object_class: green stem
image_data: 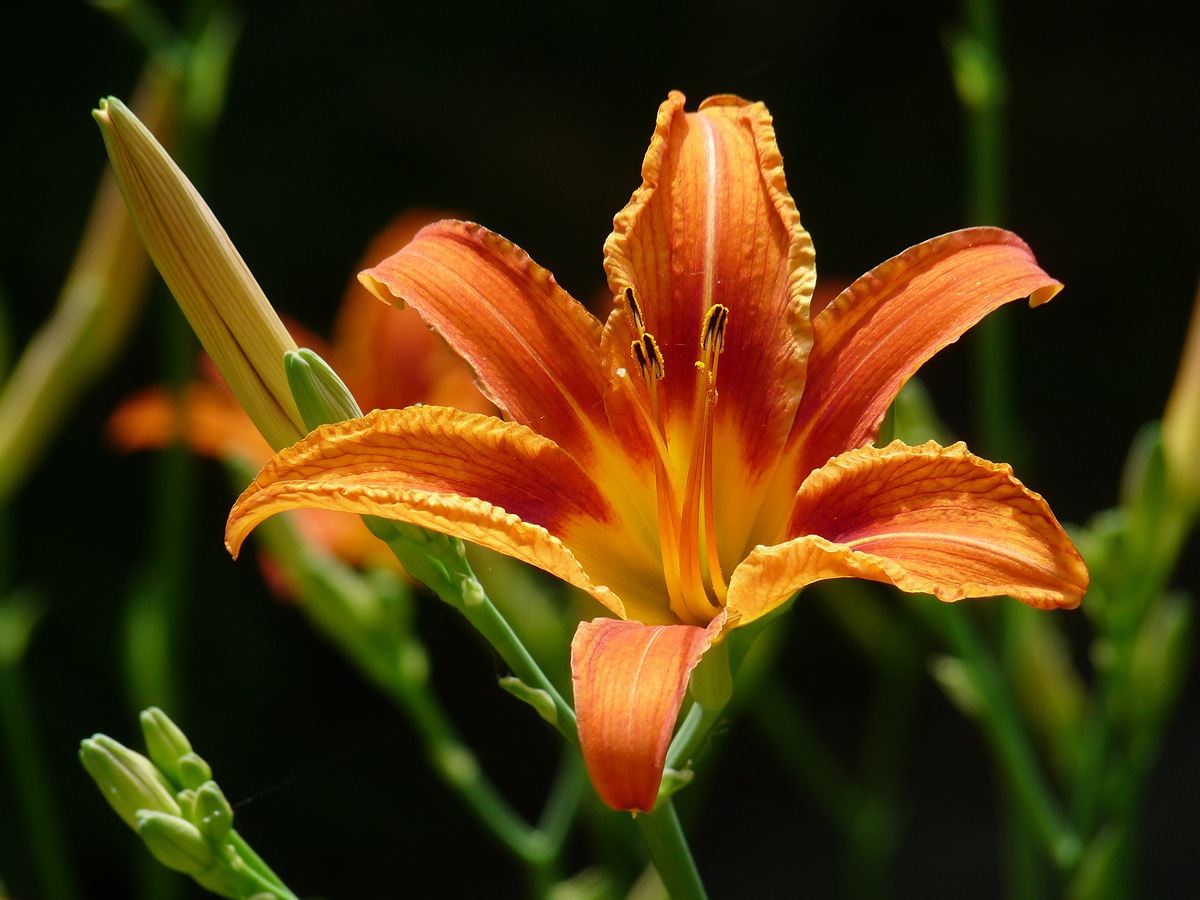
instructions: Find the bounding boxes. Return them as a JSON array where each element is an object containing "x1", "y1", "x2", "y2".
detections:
[
  {"x1": 949, "y1": 0, "x2": 1021, "y2": 463},
  {"x1": 225, "y1": 831, "x2": 302, "y2": 900},
  {"x1": 390, "y1": 637, "x2": 552, "y2": 864},
  {"x1": 635, "y1": 799, "x2": 708, "y2": 900},
  {"x1": 847, "y1": 628, "x2": 921, "y2": 899},
  {"x1": 460, "y1": 572, "x2": 580, "y2": 747},
  {"x1": 0, "y1": 661, "x2": 81, "y2": 900},
  {"x1": 1001, "y1": 786, "x2": 1048, "y2": 900},
  {"x1": 914, "y1": 600, "x2": 1081, "y2": 870},
  {"x1": 665, "y1": 702, "x2": 723, "y2": 773},
  {"x1": 536, "y1": 752, "x2": 588, "y2": 852},
  {"x1": 962, "y1": 0, "x2": 1005, "y2": 227},
  {"x1": 753, "y1": 681, "x2": 863, "y2": 837},
  {"x1": 373, "y1": 525, "x2": 579, "y2": 748},
  {"x1": 527, "y1": 754, "x2": 589, "y2": 897}
]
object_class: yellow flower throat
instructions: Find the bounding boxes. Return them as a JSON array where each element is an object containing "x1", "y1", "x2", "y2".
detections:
[{"x1": 625, "y1": 288, "x2": 729, "y2": 626}]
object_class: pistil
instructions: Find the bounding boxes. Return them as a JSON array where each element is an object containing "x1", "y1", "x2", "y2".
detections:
[{"x1": 700, "y1": 308, "x2": 728, "y2": 602}]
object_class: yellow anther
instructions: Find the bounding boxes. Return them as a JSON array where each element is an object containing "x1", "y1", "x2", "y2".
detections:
[
  {"x1": 625, "y1": 287, "x2": 645, "y2": 334},
  {"x1": 701, "y1": 304, "x2": 728, "y2": 355},
  {"x1": 641, "y1": 333, "x2": 665, "y2": 380},
  {"x1": 631, "y1": 339, "x2": 648, "y2": 376}
]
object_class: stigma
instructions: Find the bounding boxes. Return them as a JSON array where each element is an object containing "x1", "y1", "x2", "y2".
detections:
[{"x1": 624, "y1": 287, "x2": 729, "y2": 625}]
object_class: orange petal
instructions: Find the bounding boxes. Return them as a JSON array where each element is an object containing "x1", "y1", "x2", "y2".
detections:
[
  {"x1": 359, "y1": 221, "x2": 610, "y2": 464},
  {"x1": 603, "y1": 94, "x2": 814, "y2": 552},
  {"x1": 784, "y1": 228, "x2": 1062, "y2": 492},
  {"x1": 571, "y1": 616, "x2": 719, "y2": 812},
  {"x1": 727, "y1": 442, "x2": 1088, "y2": 625},
  {"x1": 225, "y1": 406, "x2": 683, "y2": 621},
  {"x1": 332, "y1": 211, "x2": 493, "y2": 417}
]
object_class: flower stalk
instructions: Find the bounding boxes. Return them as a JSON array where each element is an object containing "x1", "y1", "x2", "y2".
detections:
[{"x1": 634, "y1": 800, "x2": 709, "y2": 900}]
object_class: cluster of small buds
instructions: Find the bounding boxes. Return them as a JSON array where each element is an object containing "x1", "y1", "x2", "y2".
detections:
[{"x1": 80, "y1": 708, "x2": 282, "y2": 900}]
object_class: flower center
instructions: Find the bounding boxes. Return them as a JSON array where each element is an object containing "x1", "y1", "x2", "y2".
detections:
[{"x1": 624, "y1": 288, "x2": 728, "y2": 626}]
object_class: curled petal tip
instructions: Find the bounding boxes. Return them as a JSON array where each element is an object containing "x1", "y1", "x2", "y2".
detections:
[{"x1": 1030, "y1": 281, "x2": 1064, "y2": 307}]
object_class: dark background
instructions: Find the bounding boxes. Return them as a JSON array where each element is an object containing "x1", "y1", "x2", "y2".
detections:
[{"x1": 1, "y1": 1, "x2": 1198, "y2": 897}]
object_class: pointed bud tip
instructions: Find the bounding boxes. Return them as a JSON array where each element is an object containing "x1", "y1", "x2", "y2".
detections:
[
  {"x1": 92, "y1": 96, "x2": 126, "y2": 125},
  {"x1": 285, "y1": 347, "x2": 362, "y2": 431}
]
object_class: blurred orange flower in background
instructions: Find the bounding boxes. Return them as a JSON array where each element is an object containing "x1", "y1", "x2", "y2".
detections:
[{"x1": 109, "y1": 210, "x2": 492, "y2": 573}]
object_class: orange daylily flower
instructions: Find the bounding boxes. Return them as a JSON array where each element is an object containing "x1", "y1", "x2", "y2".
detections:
[
  {"x1": 110, "y1": 210, "x2": 492, "y2": 571},
  {"x1": 224, "y1": 93, "x2": 1088, "y2": 812}
]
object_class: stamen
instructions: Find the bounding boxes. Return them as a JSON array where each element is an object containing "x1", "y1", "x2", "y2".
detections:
[
  {"x1": 616, "y1": 364, "x2": 676, "y2": 487},
  {"x1": 622, "y1": 302, "x2": 731, "y2": 625},
  {"x1": 702, "y1": 384, "x2": 728, "y2": 602},
  {"x1": 677, "y1": 358, "x2": 721, "y2": 623},
  {"x1": 673, "y1": 306, "x2": 730, "y2": 622},
  {"x1": 701, "y1": 304, "x2": 728, "y2": 355},
  {"x1": 625, "y1": 286, "x2": 645, "y2": 334},
  {"x1": 641, "y1": 333, "x2": 664, "y2": 381},
  {"x1": 699, "y1": 308, "x2": 729, "y2": 600},
  {"x1": 623, "y1": 329, "x2": 695, "y2": 624},
  {"x1": 631, "y1": 339, "x2": 648, "y2": 377}
]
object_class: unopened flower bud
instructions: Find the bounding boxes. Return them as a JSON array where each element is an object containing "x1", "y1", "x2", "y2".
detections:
[
  {"x1": 136, "y1": 810, "x2": 215, "y2": 876},
  {"x1": 1162, "y1": 276, "x2": 1200, "y2": 513},
  {"x1": 176, "y1": 788, "x2": 197, "y2": 822},
  {"x1": 929, "y1": 655, "x2": 982, "y2": 718},
  {"x1": 140, "y1": 707, "x2": 192, "y2": 789},
  {"x1": 687, "y1": 640, "x2": 731, "y2": 712},
  {"x1": 193, "y1": 781, "x2": 234, "y2": 844},
  {"x1": 177, "y1": 751, "x2": 213, "y2": 790},
  {"x1": 79, "y1": 735, "x2": 180, "y2": 830},
  {"x1": 93, "y1": 97, "x2": 305, "y2": 451},
  {"x1": 498, "y1": 675, "x2": 556, "y2": 725},
  {"x1": 284, "y1": 348, "x2": 363, "y2": 431}
]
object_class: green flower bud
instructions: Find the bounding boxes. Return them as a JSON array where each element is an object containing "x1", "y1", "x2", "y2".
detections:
[
  {"x1": 140, "y1": 707, "x2": 192, "y2": 789},
  {"x1": 498, "y1": 675, "x2": 556, "y2": 725},
  {"x1": 284, "y1": 348, "x2": 363, "y2": 432},
  {"x1": 399, "y1": 641, "x2": 430, "y2": 688},
  {"x1": 79, "y1": 735, "x2": 180, "y2": 830},
  {"x1": 1162, "y1": 278, "x2": 1200, "y2": 513},
  {"x1": 929, "y1": 655, "x2": 982, "y2": 718},
  {"x1": 193, "y1": 781, "x2": 234, "y2": 845},
  {"x1": 178, "y1": 751, "x2": 213, "y2": 790},
  {"x1": 655, "y1": 767, "x2": 695, "y2": 804},
  {"x1": 687, "y1": 640, "x2": 731, "y2": 712},
  {"x1": 176, "y1": 788, "x2": 197, "y2": 822},
  {"x1": 136, "y1": 810, "x2": 215, "y2": 876},
  {"x1": 434, "y1": 743, "x2": 480, "y2": 789}
]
